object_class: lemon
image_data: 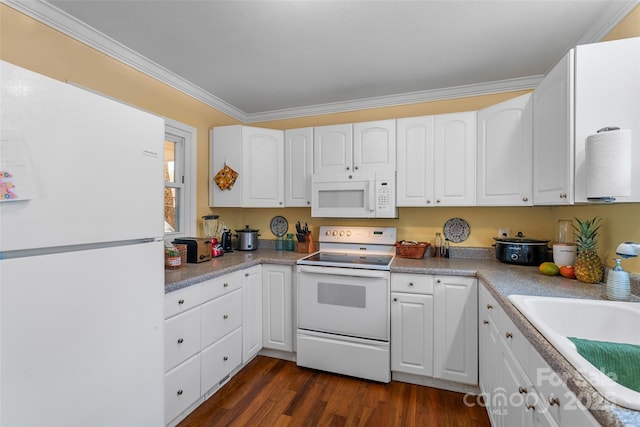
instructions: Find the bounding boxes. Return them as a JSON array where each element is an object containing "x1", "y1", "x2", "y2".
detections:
[{"x1": 539, "y1": 262, "x2": 560, "y2": 276}]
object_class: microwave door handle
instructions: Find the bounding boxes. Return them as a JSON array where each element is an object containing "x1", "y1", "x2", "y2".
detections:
[{"x1": 368, "y1": 181, "x2": 375, "y2": 213}]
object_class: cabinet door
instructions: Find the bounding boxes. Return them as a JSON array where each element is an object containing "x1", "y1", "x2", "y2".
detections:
[
  {"x1": 165, "y1": 306, "x2": 201, "y2": 371},
  {"x1": 396, "y1": 116, "x2": 434, "y2": 206},
  {"x1": 353, "y1": 119, "x2": 396, "y2": 172},
  {"x1": 200, "y1": 327, "x2": 242, "y2": 396},
  {"x1": 313, "y1": 124, "x2": 353, "y2": 173},
  {"x1": 433, "y1": 276, "x2": 477, "y2": 384},
  {"x1": 477, "y1": 93, "x2": 533, "y2": 206},
  {"x1": 574, "y1": 37, "x2": 640, "y2": 203},
  {"x1": 284, "y1": 127, "x2": 313, "y2": 207},
  {"x1": 434, "y1": 112, "x2": 476, "y2": 206},
  {"x1": 210, "y1": 125, "x2": 243, "y2": 207},
  {"x1": 500, "y1": 341, "x2": 531, "y2": 427},
  {"x1": 533, "y1": 50, "x2": 574, "y2": 205},
  {"x1": 262, "y1": 265, "x2": 293, "y2": 351},
  {"x1": 242, "y1": 126, "x2": 284, "y2": 207},
  {"x1": 391, "y1": 292, "x2": 434, "y2": 376},
  {"x1": 242, "y1": 265, "x2": 263, "y2": 362},
  {"x1": 164, "y1": 353, "x2": 201, "y2": 425}
]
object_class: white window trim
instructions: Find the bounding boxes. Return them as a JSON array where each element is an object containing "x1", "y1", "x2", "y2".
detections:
[{"x1": 164, "y1": 117, "x2": 196, "y2": 240}]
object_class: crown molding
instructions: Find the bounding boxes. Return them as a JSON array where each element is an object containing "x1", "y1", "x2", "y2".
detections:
[{"x1": 4, "y1": 0, "x2": 636, "y2": 123}]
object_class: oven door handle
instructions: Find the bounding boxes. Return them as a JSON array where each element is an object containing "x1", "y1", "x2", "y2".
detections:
[{"x1": 297, "y1": 265, "x2": 389, "y2": 279}]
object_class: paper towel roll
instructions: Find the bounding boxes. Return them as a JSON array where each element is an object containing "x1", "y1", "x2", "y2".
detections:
[{"x1": 585, "y1": 129, "x2": 632, "y2": 199}]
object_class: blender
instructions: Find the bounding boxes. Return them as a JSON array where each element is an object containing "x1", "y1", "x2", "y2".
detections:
[{"x1": 202, "y1": 215, "x2": 225, "y2": 257}]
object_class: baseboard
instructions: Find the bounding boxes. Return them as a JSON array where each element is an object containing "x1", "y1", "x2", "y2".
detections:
[{"x1": 392, "y1": 371, "x2": 481, "y2": 395}]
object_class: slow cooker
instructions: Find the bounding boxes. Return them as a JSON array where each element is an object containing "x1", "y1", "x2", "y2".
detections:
[
  {"x1": 494, "y1": 236, "x2": 550, "y2": 266},
  {"x1": 235, "y1": 225, "x2": 260, "y2": 251}
]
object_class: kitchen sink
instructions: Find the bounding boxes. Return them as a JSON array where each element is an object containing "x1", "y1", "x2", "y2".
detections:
[{"x1": 508, "y1": 295, "x2": 640, "y2": 411}]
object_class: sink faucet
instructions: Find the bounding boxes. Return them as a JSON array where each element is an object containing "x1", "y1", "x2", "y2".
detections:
[{"x1": 615, "y1": 242, "x2": 640, "y2": 258}]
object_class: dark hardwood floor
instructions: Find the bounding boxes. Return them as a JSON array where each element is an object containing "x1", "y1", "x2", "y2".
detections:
[{"x1": 178, "y1": 356, "x2": 491, "y2": 427}]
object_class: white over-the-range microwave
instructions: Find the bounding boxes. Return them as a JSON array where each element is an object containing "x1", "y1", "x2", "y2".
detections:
[{"x1": 311, "y1": 171, "x2": 397, "y2": 218}]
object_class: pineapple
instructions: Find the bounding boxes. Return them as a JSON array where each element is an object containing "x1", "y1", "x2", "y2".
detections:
[{"x1": 573, "y1": 217, "x2": 604, "y2": 284}]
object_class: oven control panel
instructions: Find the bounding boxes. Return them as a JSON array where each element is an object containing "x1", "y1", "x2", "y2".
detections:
[{"x1": 318, "y1": 226, "x2": 396, "y2": 245}]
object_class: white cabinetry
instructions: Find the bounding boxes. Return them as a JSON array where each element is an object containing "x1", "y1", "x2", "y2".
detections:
[
  {"x1": 433, "y1": 275, "x2": 477, "y2": 385},
  {"x1": 434, "y1": 112, "x2": 477, "y2": 206},
  {"x1": 242, "y1": 265, "x2": 263, "y2": 362},
  {"x1": 284, "y1": 127, "x2": 313, "y2": 207},
  {"x1": 478, "y1": 283, "x2": 599, "y2": 427},
  {"x1": 390, "y1": 273, "x2": 434, "y2": 376},
  {"x1": 396, "y1": 116, "x2": 434, "y2": 206},
  {"x1": 314, "y1": 120, "x2": 395, "y2": 174},
  {"x1": 477, "y1": 93, "x2": 533, "y2": 206},
  {"x1": 262, "y1": 264, "x2": 293, "y2": 352},
  {"x1": 533, "y1": 50, "x2": 575, "y2": 205},
  {"x1": 210, "y1": 125, "x2": 284, "y2": 207},
  {"x1": 574, "y1": 37, "x2": 640, "y2": 203}
]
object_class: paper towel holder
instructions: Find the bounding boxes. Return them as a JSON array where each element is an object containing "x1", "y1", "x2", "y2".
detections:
[{"x1": 586, "y1": 126, "x2": 631, "y2": 203}]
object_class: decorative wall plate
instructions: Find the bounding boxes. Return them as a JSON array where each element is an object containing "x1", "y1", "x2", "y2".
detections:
[
  {"x1": 270, "y1": 215, "x2": 288, "y2": 237},
  {"x1": 443, "y1": 218, "x2": 470, "y2": 243}
]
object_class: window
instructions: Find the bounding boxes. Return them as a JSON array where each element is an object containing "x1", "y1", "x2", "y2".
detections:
[{"x1": 164, "y1": 118, "x2": 196, "y2": 239}]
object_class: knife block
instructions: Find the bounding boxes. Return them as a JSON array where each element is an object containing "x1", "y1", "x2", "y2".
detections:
[{"x1": 297, "y1": 231, "x2": 316, "y2": 253}]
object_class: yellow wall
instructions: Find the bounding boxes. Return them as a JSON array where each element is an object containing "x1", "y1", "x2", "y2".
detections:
[{"x1": 1, "y1": 4, "x2": 639, "y2": 273}]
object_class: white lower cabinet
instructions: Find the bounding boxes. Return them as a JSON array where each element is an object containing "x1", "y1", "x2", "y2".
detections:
[
  {"x1": 391, "y1": 274, "x2": 477, "y2": 386},
  {"x1": 262, "y1": 264, "x2": 293, "y2": 352},
  {"x1": 433, "y1": 276, "x2": 478, "y2": 385},
  {"x1": 242, "y1": 265, "x2": 263, "y2": 362},
  {"x1": 201, "y1": 328, "x2": 243, "y2": 395},
  {"x1": 479, "y1": 282, "x2": 599, "y2": 427},
  {"x1": 164, "y1": 353, "x2": 201, "y2": 425}
]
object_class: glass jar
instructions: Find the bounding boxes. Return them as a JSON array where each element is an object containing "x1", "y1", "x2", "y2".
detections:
[
  {"x1": 275, "y1": 236, "x2": 284, "y2": 251},
  {"x1": 285, "y1": 234, "x2": 295, "y2": 251}
]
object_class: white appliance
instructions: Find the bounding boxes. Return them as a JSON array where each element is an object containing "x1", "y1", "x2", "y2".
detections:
[
  {"x1": 0, "y1": 61, "x2": 165, "y2": 426},
  {"x1": 311, "y1": 171, "x2": 397, "y2": 218},
  {"x1": 296, "y1": 226, "x2": 396, "y2": 383}
]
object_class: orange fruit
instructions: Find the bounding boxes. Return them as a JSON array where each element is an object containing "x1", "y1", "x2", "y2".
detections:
[{"x1": 559, "y1": 265, "x2": 576, "y2": 279}]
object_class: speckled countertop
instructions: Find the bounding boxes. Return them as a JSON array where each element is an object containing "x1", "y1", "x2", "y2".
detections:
[{"x1": 165, "y1": 249, "x2": 640, "y2": 426}]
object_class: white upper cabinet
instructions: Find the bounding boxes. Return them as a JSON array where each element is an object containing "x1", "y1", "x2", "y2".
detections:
[
  {"x1": 533, "y1": 50, "x2": 575, "y2": 205},
  {"x1": 396, "y1": 116, "x2": 435, "y2": 206},
  {"x1": 434, "y1": 112, "x2": 477, "y2": 206},
  {"x1": 284, "y1": 127, "x2": 313, "y2": 207},
  {"x1": 477, "y1": 93, "x2": 533, "y2": 206},
  {"x1": 314, "y1": 120, "x2": 396, "y2": 174},
  {"x1": 313, "y1": 124, "x2": 353, "y2": 173},
  {"x1": 353, "y1": 119, "x2": 396, "y2": 172},
  {"x1": 574, "y1": 37, "x2": 640, "y2": 203},
  {"x1": 210, "y1": 125, "x2": 284, "y2": 208}
]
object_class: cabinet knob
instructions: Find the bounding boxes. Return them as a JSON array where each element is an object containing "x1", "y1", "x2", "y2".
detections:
[
  {"x1": 506, "y1": 332, "x2": 513, "y2": 339},
  {"x1": 223, "y1": 314, "x2": 229, "y2": 319},
  {"x1": 223, "y1": 356, "x2": 229, "y2": 361},
  {"x1": 354, "y1": 166, "x2": 359, "y2": 170},
  {"x1": 223, "y1": 282, "x2": 229, "y2": 287},
  {"x1": 245, "y1": 273, "x2": 249, "y2": 277},
  {"x1": 408, "y1": 282, "x2": 414, "y2": 286},
  {"x1": 518, "y1": 386, "x2": 528, "y2": 394},
  {"x1": 560, "y1": 193, "x2": 567, "y2": 199},
  {"x1": 307, "y1": 201, "x2": 311, "y2": 205},
  {"x1": 483, "y1": 320, "x2": 489, "y2": 325},
  {"x1": 436, "y1": 279, "x2": 441, "y2": 283},
  {"x1": 393, "y1": 297, "x2": 398, "y2": 302},
  {"x1": 549, "y1": 396, "x2": 560, "y2": 406},
  {"x1": 526, "y1": 403, "x2": 536, "y2": 411},
  {"x1": 279, "y1": 201, "x2": 283, "y2": 205},
  {"x1": 436, "y1": 199, "x2": 441, "y2": 204},
  {"x1": 487, "y1": 304, "x2": 493, "y2": 310},
  {"x1": 178, "y1": 299, "x2": 185, "y2": 305},
  {"x1": 426, "y1": 200, "x2": 431, "y2": 204},
  {"x1": 346, "y1": 166, "x2": 350, "y2": 171},
  {"x1": 522, "y1": 197, "x2": 528, "y2": 202},
  {"x1": 177, "y1": 389, "x2": 183, "y2": 396},
  {"x1": 177, "y1": 338, "x2": 184, "y2": 344}
]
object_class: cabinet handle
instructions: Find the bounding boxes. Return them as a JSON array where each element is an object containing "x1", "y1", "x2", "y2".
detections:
[
  {"x1": 223, "y1": 356, "x2": 229, "y2": 361},
  {"x1": 505, "y1": 332, "x2": 513, "y2": 339},
  {"x1": 426, "y1": 200, "x2": 431, "y2": 204},
  {"x1": 522, "y1": 197, "x2": 528, "y2": 202},
  {"x1": 223, "y1": 314, "x2": 229, "y2": 319},
  {"x1": 307, "y1": 201, "x2": 311, "y2": 205},
  {"x1": 223, "y1": 282, "x2": 229, "y2": 287},
  {"x1": 487, "y1": 304, "x2": 493, "y2": 310},
  {"x1": 549, "y1": 397, "x2": 560, "y2": 406},
  {"x1": 526, "y1": 403, "x2": 536, "y2": 411},
  {"x1": 436, "y1": 279, "x2": 441, "y2": 283},
  {"x1": 177, "y1": 389, "x2": 183, "y2": 396},
  {"x1": 483, "y1": 320, "x2": 489, "y2": 325},
  {"x1": 436, "y1": 199, "x2": 441, "y2": 204},
  {"x1": 518, "y1": 386, "x2": 527, "y2": 394},
  {"x1": 177, "y1": 338, "x2": 184, "y2": 344},
  {"x1": 279, "y1": 201, "x2": 283, "y2": 205},
  {"x1": 393, "y1": 297, "x2": 398, "y2": 302},
  {"x1": 408, "y1": 282, "x2": 414, "y2": 287},
  {"x1": 245, "y1": 273, "x2": 249, "y2": 277},
  {"x1": 354, "y1": 166, "x2": 359, "y2": 170},
  {"x1": 178, "y1": 299, "x2": 185, "y2": 305},
  {"x1": 346, "y1": 166, "x2": 350, "y2": 171},
  {"x1": 560, "y1": 193, "x2": 567, "y2": 199}
]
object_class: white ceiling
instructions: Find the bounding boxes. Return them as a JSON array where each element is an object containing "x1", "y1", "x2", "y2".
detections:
[{"x1": 7, "y1": 0, "x2": 638, "y2": 122}]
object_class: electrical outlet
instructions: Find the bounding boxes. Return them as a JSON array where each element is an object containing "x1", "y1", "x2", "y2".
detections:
[{"x1": 498, "y1": 228, "x2": 510, "y2": 238}]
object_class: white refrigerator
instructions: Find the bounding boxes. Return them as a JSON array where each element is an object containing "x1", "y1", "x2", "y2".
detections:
[{"x1": 0, "y1": 61, "x2": 165, "y2": 426}]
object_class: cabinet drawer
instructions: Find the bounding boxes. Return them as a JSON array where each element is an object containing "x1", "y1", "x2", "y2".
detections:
[
  {"x1": 391, "y1": 273, "x2": 434, "y2": 294},
  {"x1": 479, "y1": 283, "x2": 499, "y2": 325},
  {"x1": 201, "y1": 288, "x2": 242, "y2": 348},
  {"x1": 499, "y1": 307, "x2": 530, "y2": 372},
  {"x1": 165, "y1": 307, "x2": 201, "y2": 371},
  {"x1": 165, "y1": 285, "x2": 201, "y2": 319},
  {"x1": 165, "y1": 353, "x2": 201, "y2": 425},
  {"x1": 201, "y1": 327, "x2": 243, "y2": 395},
  {"x1": 201, "y1": 270, "x2": 242, "y2": 303}
]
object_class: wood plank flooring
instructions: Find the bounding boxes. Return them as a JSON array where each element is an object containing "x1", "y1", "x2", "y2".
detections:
[{"x1": 178, "y1": 356, "x2": 491, "y2": 427}]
